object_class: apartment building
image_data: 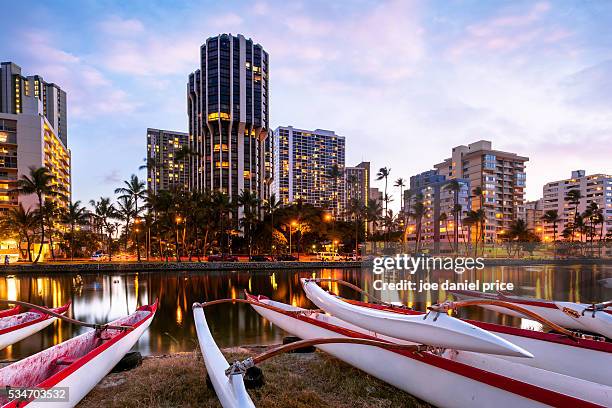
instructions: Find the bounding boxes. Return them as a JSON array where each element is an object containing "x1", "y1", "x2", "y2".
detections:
[
  {"x1": 434, "y1": 140, "x2": 528, "y2": 241},
  {"x1": 187, "y1": 34, "x2": 270, "y2": 207},
  {"x1": 542, "y1": 170, "x2": 612, "y2": 240},
  {"x1": 0, "y1": 62, "x2": 70, "y2": 212},
  {"x1": 403, "y1": 170, "x2": 471, "y2": 246},
  {"x1": 345, "y1": 161, "x2": 370, "y2": 205},
  {"x1": 271, "y1": 126, "x2": 346, "y2": 216},
  {"x1": 146, "y1": 128, "x2": 190, "y2": 193},
  {"x1": 525, "y1": 199, "x2": 544, "y2": 239}
]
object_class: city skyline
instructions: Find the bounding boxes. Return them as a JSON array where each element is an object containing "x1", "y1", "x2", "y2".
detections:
[{"x1": 0, "y1": 1, "x2": 611, "y2": 209}]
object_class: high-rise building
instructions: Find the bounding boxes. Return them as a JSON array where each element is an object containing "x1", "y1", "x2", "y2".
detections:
[
  {"x1": 0, "y1": 62, "x2": 70, "y2": 212},
  {"x1": 271, "y1": 126, "x2": 346, "y2": 216},
  {"x1": 434, "y1": 140, "x2": 528, "y2": 241},
  {"x1": 146, "y1": 128, "x2": 190, "y2": 193},
  {"x1": 525, "y1": 199, "x2": 544, "y2": 239},
  {"x1": 345, "y1": 161, "x2": 370, "y2": 205},
  {"x1": 403, "y1": 169, "x2": 471, "y2": 246},
  {"x1": 542, "y1": 170, "x2": 612, "y2": 241},
  {"x1": 187, "y1": 34, "x2": 270, "y2": 208}
]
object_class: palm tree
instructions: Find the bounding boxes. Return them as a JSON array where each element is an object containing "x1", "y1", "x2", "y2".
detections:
[
  {"x1": 394, "y1": 178, "x2": 406, "y2": 213},
  {"x1": 89, "y1": 197, "x2": 118, "y2": 261},
  {"x1": 347, "y1": 198, "x2": 366, "y2": 255},
  {"x1": 376, "y1": 167, "x2": 391, "y2": 217},
  {"x1": 62, "y1": 200, "x2": 89, "y2": 260},
  {"x1": 365, "y1": 198, "x2": 383, "y2": 237},
  {"x1": 327, "y1": 164, "x2": 343, "y2": 217},
  {"x1": 262, "y1": 193, "x2": 281, "y2": 248},
  {"x1": 471, "y1": 186, "x2": 486, "y2": 245},
  {"x1": 444, "y1": 179, "x2": 462, "y2": 254},
  {"x1": 541, "y1": 210, "x2": 560, "y2": 242},
  {"x1": 439, "y1": 212, "x2": 453, "y2": 250},
  {"x1": 410, "y1": 193, "x2": 426, "y2": 253},
  {"x1": 463, "y1": 209, "x2": 486, "y2": 256},
  {"x1": 40, "y1": 200, "x2": 60, "y2": 260},
  {"x1": 212, "y1": 191, "x2": 234, "y2": 254},
  {"x1": 237, "y1": 190, "x2": 260, "y2": 257},
  {"x1": 2, "y1": 204, "x2": 37, "y2": 261},
  {"x1": 116, "y1": 196, "x2": 136, "y2": 252},
  {"x1": 115, "y1": 174, "x2": 147, "y2": 261},
  {"x1": 16, "y1": 166, "x2": 61, "y2": 262},
  {"x1": 565, "y1": 189, "x2": 583, "y2": 242}
]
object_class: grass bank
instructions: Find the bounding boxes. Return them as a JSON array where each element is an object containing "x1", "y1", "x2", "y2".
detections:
[{"x1": 79, "y1": 347, "x2": 429, "y2": 408}]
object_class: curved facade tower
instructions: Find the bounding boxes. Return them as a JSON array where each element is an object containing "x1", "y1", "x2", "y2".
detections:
[{"x1": 187, "y1": 34, "x2": 270, "y2": 202}]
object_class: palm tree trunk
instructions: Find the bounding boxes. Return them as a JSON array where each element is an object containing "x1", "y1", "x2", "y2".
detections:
[
  {"x1": 34, "y1": 195, "x2": 44, "y2": 263},
  {"x1": 135, "y1": 201, "x2": 141, "y2": 262}
]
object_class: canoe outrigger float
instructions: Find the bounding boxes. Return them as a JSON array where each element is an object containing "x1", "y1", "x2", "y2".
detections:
[
  {"x1": 0, "y1": 301, "x2": 157, "y2": 408},
  {"x1": 0, "y1": 302, "x2": 71, "y2": 351},
  {"x1": 245, "y1": 293, "x2": 611, "y2": 408},
  {"x1": 450, "y1": 290, "x2": 612, "y2": 339},
  {"x1": 193, "y1": 302, "x2": 255, "y2": 408},
  {"x1": 301, "y1": 278, "x2": 532, "y2": 358}
]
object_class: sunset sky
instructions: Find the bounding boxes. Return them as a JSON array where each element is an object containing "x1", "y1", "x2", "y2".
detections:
[{"x1": 2, "y1": 0, "x2": 611, "y2": 209}]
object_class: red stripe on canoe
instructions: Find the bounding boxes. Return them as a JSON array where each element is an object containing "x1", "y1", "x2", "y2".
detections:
[{"x1": 247, "y1": 294, "x2": 605, "y2": 408}]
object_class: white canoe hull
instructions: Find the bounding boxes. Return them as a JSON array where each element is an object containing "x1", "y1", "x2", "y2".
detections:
[
  {"x1": 0, "y1": 318, "x2": 57, "y2": 350},
  {"x1": 0, "y1": 303, "x2": 156, "y2": 408},
  {"x1": 451, "y1": 291, "x2": 612, "y2": 338},
  {"x1": 346, "y1": 298, "x2": 612, "y2": 386},
  {"x1": 193, "y1": 304, "x2": 255, "y2": 408},
  {"x1": 250, "y1": 297, "x2": 612, "y2": 408},
  {"x1": 301, "y1": 279, "x2": 531, "y2": 358}
]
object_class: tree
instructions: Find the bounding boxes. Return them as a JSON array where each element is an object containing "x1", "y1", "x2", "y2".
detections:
[
  {"x1": 16, "y1": 166, "x2": 61, "y2": 262},
  {"x1": 327, "y1": 164, "x2": 343, "y2": 217},
  {"x1": 262, "y1": 193, "x2": 282, "y2": 248},
  {"x1": 2, "y1": 204, "x2": 37, "y2": 261},
  {"x1": 376, "y1": 167, "x2": 391, "y2": 219},
  {"x1": 115, "y1": 175, "x2": 146, "y2": 261},
  {"x1": 346, "y1": 198, "x2": 366, "y2": 255},
  {"x1": 89, "y1": 197, "x2": 119, "y2": 261},
  {"x1": 40, "y1": 200, "x2": 60, "y2": 260},
  {"x1": 565, "y1": 189, "x2": 583, "y2": 242},
  {"x1": 541, "y1": 210, "x2": 560, "y2": 242},
  {"x1": 410, "y1": 193, "x2": 426, "y2": 253},
  {"x1": 237, "y1": 189, "x2": 260, "y2": 257},
  {"x1": 463, "y1": 209, "x2": 486, "y2": 257},
  {"x1": 116, "y1": 195, "x2": 136, "y2": 252},
  {"x1": 394, "y1": 178, "x2": 406, "y2": 213},
  {"x1": 444, "y1": 179, "x2": 462, "y2": 254},
  {"x1": 61, "y1": 200, "x2": 89, "y2": 260}
]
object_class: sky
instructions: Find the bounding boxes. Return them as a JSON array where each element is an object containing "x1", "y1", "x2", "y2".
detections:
[{"x1": 1, "y1": 0, "x2": 611, "y2": 211}]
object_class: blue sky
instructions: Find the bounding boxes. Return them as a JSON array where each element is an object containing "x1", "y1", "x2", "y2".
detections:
[{"x1": 1, "y1": 0, "x2": 611, "y2": 209}]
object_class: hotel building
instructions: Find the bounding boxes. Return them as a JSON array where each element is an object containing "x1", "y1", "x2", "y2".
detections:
[
  {"x1": 187, "y1": 34, "x2": 270, "y2": 208},
  {"x1": 0, "y1": 62, "x2": 70, "y2": 212},
  {"x1": 403, "y1": 170, "x2": 471, "y2": 246},
  {"x1": 525, "y1": 199, "x2": 544, "y2": 239},
  {"x1": 146, "y1": 128, "x2": 190, "y2": 193},
  {"x1": 434, "y1": 140, "x2": 528, "y2": 241},
  {"x1": 542, "y1": 170, "x2": 612, "y2": 240},
  {"x1": 271, "y1": 126, "x2": 346, "y2": 216},
  {"x1": 345, "y1": 161, "x2": 370, "y2": 205}
]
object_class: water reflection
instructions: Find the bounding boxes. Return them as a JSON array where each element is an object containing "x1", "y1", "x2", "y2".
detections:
[{"x1": 0, "y1": 265, "x2": 610, "y2": 361}]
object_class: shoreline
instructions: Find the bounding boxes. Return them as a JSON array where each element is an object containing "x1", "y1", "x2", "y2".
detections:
[{"x1": 0, "y1": 258, "x2": 610, "y2": 274}]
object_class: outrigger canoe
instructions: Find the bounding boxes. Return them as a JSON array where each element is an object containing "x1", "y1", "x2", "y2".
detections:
[
  {"x1": 301, "y1": 279, "x2": 532, "y2": 358},
  {"x1": 246, "y1": 294, "x2": 612, "y2": 408},
  {"x1": 451, "y1": 290, "x2": 612, "y2": 339},
  {"x1": 0, "y1": 303, "x2": 71, "y2": 351},
  {"x1": 340, "y1": 297, "x2": 612, "y2": 386},
  {"x1": 0, "y1": 301, "x2": 157, "y2": 407},
  {"x1": 193, "y1": 303, "x2": 255, "y2": 408}
]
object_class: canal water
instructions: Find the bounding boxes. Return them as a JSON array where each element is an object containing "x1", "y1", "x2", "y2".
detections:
[{"x1": 1, "y1": 265, "x2": 610, "y2": 361}]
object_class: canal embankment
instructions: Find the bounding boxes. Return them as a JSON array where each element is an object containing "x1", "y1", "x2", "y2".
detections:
[{"x1": 0, "y1": 258, "x2": 610, "y2": 274}]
